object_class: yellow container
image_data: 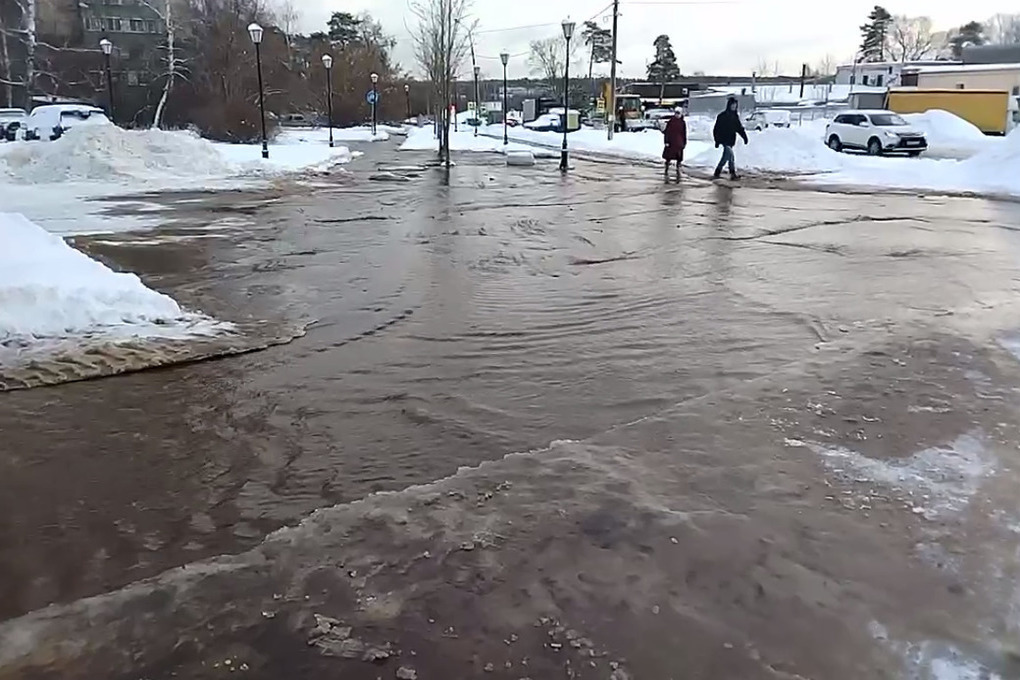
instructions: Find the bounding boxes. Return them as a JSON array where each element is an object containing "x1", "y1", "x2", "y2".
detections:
[{"x1": 886, "y1": 88, "x2": 1010, "y2": 135}]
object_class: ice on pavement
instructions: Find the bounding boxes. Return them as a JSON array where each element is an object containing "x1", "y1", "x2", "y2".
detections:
[
  {"x1": 810, "y1": 432, "x2": 993, "y2": 520},
  {"x1": 399, "y1": 125, "x2": 559, "y2": 157},
  {"x1": 0, "y1": 212, "x2": 203, "y2": 340}
]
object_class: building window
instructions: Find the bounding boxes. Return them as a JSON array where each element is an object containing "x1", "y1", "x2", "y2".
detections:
[
  {"x1": 129, "y1": 18, "x2": 145, "y2": 32},
  {"x1": 862, "y1": 74, "x2": 870, "y2": 85},
  {"x1": 102, "y1": 17, "x2": 122, "y2": 32},
  {"x1": 146, "y1": 20, "x2": 157, "y2": 33},
  {"x1": 849, "y1": 75, "x2": 856, "y2": 84},
  {"x1": 877, "y1": 74, "x2": 884, "y2": 86},
  {"x1": 126, "y1": 71, "x2": 139, "y2": 86},
  {"x1": 1013, "y1": 86, "x2": 1019, "y2": 95},
  {"x1": 956, "y1": 83, "x2": 965, "y2": 89},
  {"x1": 84, "y1": 16, "x2": 103, "y2": 31}
]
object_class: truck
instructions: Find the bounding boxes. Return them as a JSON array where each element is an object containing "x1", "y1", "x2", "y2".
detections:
[
  {"x1": 886, "y1": 88, "x2": 1012, "y2": 135},
  {"x1": 595, "y1": 83, "x2": 654, "y2": 132}
]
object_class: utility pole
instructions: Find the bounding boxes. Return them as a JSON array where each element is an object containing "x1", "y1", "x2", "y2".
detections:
[
  {"x1": 799, "y1": 63, "x2": 807, "y2": 99},
  {"x1": 607, "y1": 0, "x2": 619, "y2": 140}
]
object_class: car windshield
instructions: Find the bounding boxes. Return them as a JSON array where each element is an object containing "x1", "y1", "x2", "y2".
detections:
[
  {"x1": 60, "y1": 109, "x2": 109, "y2": 127},
  {"x1": 869, "y1": 114, "x2": 907, "y2": 126}
]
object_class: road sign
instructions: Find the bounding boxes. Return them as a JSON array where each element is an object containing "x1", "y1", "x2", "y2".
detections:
[
  {"x1": 366, "y1": 90, "x2": 379, "y2": 105},
  {"x1": 467, "y1": 101, "x2": 476, "y2": 112},
  {"x1": 596, "y1": 97, "x2": 606, "y2": 114}
]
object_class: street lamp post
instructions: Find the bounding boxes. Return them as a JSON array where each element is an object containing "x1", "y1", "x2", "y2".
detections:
[
  {"x1": 500, "y1": 51, "x2": 509, "y2": 146},
  {"x1": 560, "y1": 19, "x2": 575, "y2": 172},
  {"x1": 473, "y1": 64, "x2": 480, "y2": 137},
  {"x1": 370, "y1": 72, "x2": 379, "y2": 136},
  {"x1": 247, "y1": 23, "x2": 268, "y2": 159},
  {"x1": 99, "y1": 38, "x2": 115, "y2": 124},
  {"x1": 404, "y1": 83, "x2": 411, "y2": 121},
  {"x1": 322, "y1": 54, "x2": 334, "y2": 148}
]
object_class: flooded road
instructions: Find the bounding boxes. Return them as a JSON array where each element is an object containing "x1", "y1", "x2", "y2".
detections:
[{"x1": 5, "y1": 143, "x2": 1020, "y2": 679}]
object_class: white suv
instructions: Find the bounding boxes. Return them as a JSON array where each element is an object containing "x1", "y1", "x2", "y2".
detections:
[{"x1": 825, "y1": 110, "x2": 927, "y2": 156}]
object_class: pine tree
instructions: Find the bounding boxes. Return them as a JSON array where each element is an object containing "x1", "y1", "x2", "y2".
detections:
[
  {"x1": 859, "y1": 6, "x2": 892, "y2": 62},
  {"x1": 646, "y1": 34, "x2": 680, "y2": 102},
  {"x1": 948, "y1": 21, "x2": 985, "y2": 59}
]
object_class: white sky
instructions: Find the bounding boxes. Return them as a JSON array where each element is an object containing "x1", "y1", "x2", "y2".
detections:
[{"x1": 295, "y1": 0, "x2": 1020, "y2": 79}]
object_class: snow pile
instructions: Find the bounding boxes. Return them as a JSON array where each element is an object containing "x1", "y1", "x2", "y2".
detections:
[
  {"x1": 0, "y1": 126, "x2": 235, "y2": 184},
  {"x1": 688, "y1": 126, "x2": 847, "y2": 174},
  {"x1": 215, "y1": 141, "x2": 356, "y2": 175},
  {"x1": 399, "y1": 125, "x2": 558, "y2": 157},
  {"x1": 902, "y1": 109, "x2": 991, "y2": 158},
  {"x1": 685, "y1": 115, "x2": 714, "y2": 141},
  {"x1": 0, "y1": 212, "x2": 191, "y2": 339},
  {"x1": 276, "y1": 127, "x2": 389, "y2": 144}
]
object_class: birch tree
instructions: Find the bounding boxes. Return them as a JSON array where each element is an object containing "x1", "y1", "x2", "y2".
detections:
[
  {"x1": 410, "y1": 0, "x2": 472, "y2": 167},
  {"x1": 886, "y1": 15, "x2": 936, "y2": 62},
  {"x1": 0, "y1": 0, "x2": 36, "y2": 108},
  {"x1": 137, "y1": 0, "x2": 186, "y2": 128}
]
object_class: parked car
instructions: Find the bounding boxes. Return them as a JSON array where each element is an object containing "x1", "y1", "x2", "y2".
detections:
[
  {"x1": 825, "y1": 109, "x2": 928, "y2": 157},
  {"x1": 0, "y1": 108, "x2": 26, "y2": 141},
  {"x1": 746, "y1": 109, "x2": 791, "y2": 131},
  {"x1": 279, "y1": 112, "x2": 315, "y2": 127},
  {"x1": 25, "y1": 104, "x2": 111, "y2": 141},
  {"x1": 644, "y1": 108, "x2": 675, "y2": 131}
]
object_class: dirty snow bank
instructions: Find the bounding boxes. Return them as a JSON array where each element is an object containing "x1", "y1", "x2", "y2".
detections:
[
  {"x1": 0, "y1": 212, "x2": 200, "y2": 340},
  {"x1": 0, "y1": 126, "x2": 236, "y2": 183},
  {"x1": 688, "y1": 126, "x2": 847, "y2": 174},
  {"x1": 0, "y1": 126, "x2": 358, "y2": 186},
  {"x1": 399, "y1": 125, "x2": 558, "y2": 157}
]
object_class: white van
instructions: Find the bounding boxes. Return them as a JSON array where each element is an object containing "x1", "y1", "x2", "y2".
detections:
[
  {"x1": 0, "y1": 108, "x2": 26, "y2": 141},
  {"x1": 25, "y1": 104, "x2": 111, "y2": 141}
]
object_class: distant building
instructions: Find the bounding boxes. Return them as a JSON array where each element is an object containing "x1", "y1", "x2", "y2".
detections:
[
  {"x1": 902, "y1": 63, "x2": 1020, "y2": 97},
  {"x1": 834, "y1": 60, "x2": 952, "y2": 88},
  {"x1": 2, "y1": 0, "x2": 167, "y2": 121},
  {"x1": 963, "y1": 44, "x2": 1020, "y2": 65}
]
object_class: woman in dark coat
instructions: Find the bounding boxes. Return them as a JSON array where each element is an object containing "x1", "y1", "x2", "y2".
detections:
[{"x1": 662, "y1": 107, "x2": 688, "y2": 182}]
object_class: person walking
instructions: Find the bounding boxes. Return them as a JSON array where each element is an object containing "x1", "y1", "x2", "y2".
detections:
[
  {"x1": 712, "y1": 96, "x2": 749, "y2": 180},
  {"x1": 662, "y1": 107, "x2": 687, "y2": 182}
]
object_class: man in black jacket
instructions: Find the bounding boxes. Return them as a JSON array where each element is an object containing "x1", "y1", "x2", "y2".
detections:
[{"x1": 712, "y1": 97, "x2": 749, "y2": 180}]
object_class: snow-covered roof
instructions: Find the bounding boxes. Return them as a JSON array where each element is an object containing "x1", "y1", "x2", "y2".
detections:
[
  {"x1": 836, "y1": 60, "x2": 958, "y2": 70},
  {"x1": 906, "y1": 62, "x2": 1020, "y2": 74}
]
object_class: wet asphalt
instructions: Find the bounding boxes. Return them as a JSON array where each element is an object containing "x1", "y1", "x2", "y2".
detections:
[{"x1": 4, "y1": 139, "x2": 1020, "y2": 679}]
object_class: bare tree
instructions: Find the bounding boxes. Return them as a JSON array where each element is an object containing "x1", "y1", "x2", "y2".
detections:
[
  {"x1": 410, "y1": 0, "x2": 472, "y2": 167},
  {"x1": 528, "y1": 35, "x2": 578, "y2": 84},
  {"x1": 986, "y1": 13, "x2": 1020, "y2": 45},
  {"x1": 0, "y1": 0, "x2": 37, "y2": 108},
  {"x1": 754, "y1": 57, "x2": 782, "y2": 77},
  {"x1": 814, "y1": 54, "x2": 836, "y2": 76},
  {"x1": 273, "y1": 0, "x2": 299, "y2": 66},
  {"x1": 134, "y1": 0, "x2": 188, "y2": 128},
  {"x1": 886, "y1": 15, "x2": 936, "y2": 62}
]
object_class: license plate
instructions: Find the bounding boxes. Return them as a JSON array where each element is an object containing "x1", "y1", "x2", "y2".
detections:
[{"x1": 905, "y1": 140, "x2": 922, "y2": 146}]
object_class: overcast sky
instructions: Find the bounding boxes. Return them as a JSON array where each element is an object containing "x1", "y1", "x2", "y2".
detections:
[{"x1": 295, "y1": 0, "x2": 1019, "y2": 79}]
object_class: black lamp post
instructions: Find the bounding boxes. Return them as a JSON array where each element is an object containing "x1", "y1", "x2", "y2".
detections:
[
  {"x1": 472, "y1": 64, "x2": 480, "y2": 137},
  {"x1": 99, "y1": 38, "x2": 115, "y2": 124},
  {"x1": 560, "y1": 19, "x2": 575, "y2": 172},
  {"x1": 500, "y1": 51, "x2": 509, "y2": 146},
  {"x1": 322, "y1": 53, "x2": 334, "y2": 148},
  {"x1": 247, "y1": 22, "x2": 268, "y2": 159},
  {"x1": 404, "y1": 83, "x2": 411, "y2": 120},
  {"x1": 370, "y1": 72, "x2": 379, "y2": 136}
]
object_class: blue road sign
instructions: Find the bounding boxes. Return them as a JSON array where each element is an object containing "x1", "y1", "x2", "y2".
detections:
[{"x1": 366, "y1": 90, "x2": 379, "y2": 105}]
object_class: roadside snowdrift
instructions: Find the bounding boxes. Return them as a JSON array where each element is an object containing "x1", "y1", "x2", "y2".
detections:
[
  {"x1": 688, "y1": 127, "x2": 847, "y2": 174},
  {"x1": 0, "y1": 126, "x2": 357, "y2": 185},
  {"x1": 0, "y1": 212, "x2": 191, "y2": 339},
  {"x1": 0, "y1": 127, "x2": 235, "y2": 183},
  {"x1": 903, "y1": 110, "x2": 992, "y2": 158}
]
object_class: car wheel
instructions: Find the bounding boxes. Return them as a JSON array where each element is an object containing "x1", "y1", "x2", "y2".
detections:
[
  {"x1": 755, "y1": 126, "x2": 762, "y2": 132},
  {"x1": 867, "y1": 138, "x2": 883, "y2": 156},
  {"x1": 827, "y1": 135, "x2": 842, "y2": 152}
]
